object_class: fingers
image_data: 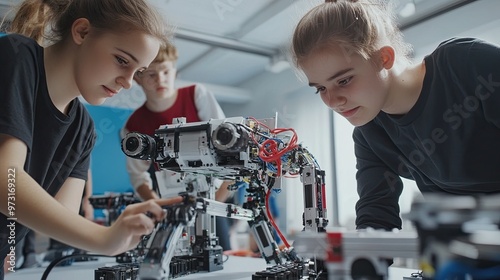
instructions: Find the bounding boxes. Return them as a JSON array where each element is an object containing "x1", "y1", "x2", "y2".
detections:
[
  {"x1": 121, "y1": 214, "x2": 156, "y2": 236},
  {"x1": 154, "y1": 196, "x2": 184, "y2": 207},
  {"x1": 123, "y1": 200, "x2": 166, "y2": 221}
]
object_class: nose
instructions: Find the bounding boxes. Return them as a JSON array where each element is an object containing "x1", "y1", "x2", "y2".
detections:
[
  {"x1": 322, "y1": 91, "x2": 347, "y2": 109},
  {"x1": 117, "y1": 71, "x2": 135, "y2": 90},
  {"x1": 157, "y1": 72, "x2": 167, "y2": 83}
]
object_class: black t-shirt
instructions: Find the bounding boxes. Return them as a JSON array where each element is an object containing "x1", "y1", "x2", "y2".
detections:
[
  {"x1": 354, "y1": 38, "x2": 500, "y2": 230},
  {"x1": 0, "y1": 34, "x2": 96, "y2": 258}
]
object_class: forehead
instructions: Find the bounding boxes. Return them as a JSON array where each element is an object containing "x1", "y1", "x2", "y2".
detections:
[
  {"x1": 299, "y1": 45, "x2": 365, "y2": 81},
  {"x1": 146, "y1": 60, "x2": 175, "y2": 72},
  {"x1": 102, "y1": 29, "x2": 160, "y2": 66}
]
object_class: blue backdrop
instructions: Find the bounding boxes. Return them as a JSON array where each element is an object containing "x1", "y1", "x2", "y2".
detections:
[{"x1": 85, "y1": 104, "x2": 135, "y2": 194}]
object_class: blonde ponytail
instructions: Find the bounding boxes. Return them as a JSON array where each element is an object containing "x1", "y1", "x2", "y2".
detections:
[
  {"x1": 8, "y1": 0, "x2": 58, "y2": 44},
  {"x1": 4, "y1": 0, "x2": 167, "y2": 47}
]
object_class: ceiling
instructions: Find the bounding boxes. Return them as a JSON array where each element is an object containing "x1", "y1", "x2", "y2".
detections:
[
  {"x1": 149, "y1": 0, "x2": 479, "y2": 90},
  {"x1": 0, "y1": 0, "x2": 492, "y2": 105}
]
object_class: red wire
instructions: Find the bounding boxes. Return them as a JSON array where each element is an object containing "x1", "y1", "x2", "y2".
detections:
[
  {"x1": 248, "y1": 116, "x2": 270, "y2": 131},
  {"x1": 258, "y1": 128, "x2": 298, "y2": 177},
  {"x1": 248, "y1": 118, "x2": 268, "y2": 150},
  {"x1": 265, "y1": 188, "x2": 290, "y2": 248},
  {"x1": 247, "y1": 117, "x2": 296, "y2": 248}
]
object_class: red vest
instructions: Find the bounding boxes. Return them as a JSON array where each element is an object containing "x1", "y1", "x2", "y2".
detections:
[{"x1": 125, "y1": 85, "x2": 201, "y2": 135}]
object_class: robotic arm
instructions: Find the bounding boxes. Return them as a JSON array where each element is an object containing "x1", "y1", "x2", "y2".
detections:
[{"x1": 121, "y1": 116, "x2": 328, "y2": 278}]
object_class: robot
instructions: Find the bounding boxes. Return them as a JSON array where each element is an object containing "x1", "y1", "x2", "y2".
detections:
[{"x1": 121, "y1": 116, "x2": 329, "y2": 279}]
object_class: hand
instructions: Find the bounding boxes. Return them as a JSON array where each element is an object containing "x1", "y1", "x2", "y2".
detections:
[
  {"x1": 103, "y1": 200, "x2": 166, "y2": 255},
  {"x1": 101, "y1": 196, "x2": 184, "y2": 255}
]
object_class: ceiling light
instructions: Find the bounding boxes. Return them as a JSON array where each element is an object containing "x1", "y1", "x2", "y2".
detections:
[
  {"x1": 267, "y1": 54, "x2": 290, "y2": 73},
  {"x1": 399, "y1": 2, "x2": 416, "y2": 18}
]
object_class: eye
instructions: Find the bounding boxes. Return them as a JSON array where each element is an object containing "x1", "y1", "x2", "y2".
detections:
[
  {"x1": 338, "y1": 76, "x2": 352, "y2": 86},
  {"x1": 314, "y1": 86, "x2": 326, "y2": 95},
  {"x1": 115, "y1": 56, "x2": 129, "y2": 66}
]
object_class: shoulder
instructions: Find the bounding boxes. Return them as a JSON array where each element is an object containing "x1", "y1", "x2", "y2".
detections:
[
  {"x1": 178, "y1": 83, "x2": 210, "y2": 95},
  {"x1": 435, "y1": 37, "x2": 476, "y2": 50},
  {"x1": 429, "y1": 37, "x2": 499, "y2": 60},
  {"x1": 0, "y1": 34, "x2": 42, "y2": 76},
  {"x1": 193, "y1": 83, "x2": 207, "y2": 92},
  {"x1": 0, "y1": 33, "x2": 40, "y2": 58},
  {"x1": 436, "y1": 37, "x2": 498, "y2": 49},
  {"x1": 425, "y1": 37, "x2": 500, "y2": 80},
  {"x1": 178, "y1": 84, "x2": 213, "y2": 98},
  {"x1": 193, "y1": 83, "x2": 211, "y2": 96}
]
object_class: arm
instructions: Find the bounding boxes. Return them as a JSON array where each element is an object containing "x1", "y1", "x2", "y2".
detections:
[
  {"x1": 81, "y1": 169, "x2": 94, "y2": 220},
  {"x1": 54, "y1": 177, "x2": 85, "y2": 214},
  {"x1": 136, "y1": 183, "x2": 159, "y2": 200},
  {"x1": 353, "y1": 129, "x2": 403, "y2": 230},
  {"x1": 215, "y1": 180, "x2": 233, "y2": 202},
  {"x1": 0, "y1": 134, "x2": 169, "y2": 256},
  {"x1": 194, "y1": 84, "x2": 226, "y2": 120},
  {"x1": 121, "y1": 127, "x2": 159, "y2": 201}
]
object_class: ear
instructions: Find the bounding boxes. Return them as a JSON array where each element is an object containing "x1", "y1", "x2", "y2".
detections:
[
  {"x1": 378, "y1": 46, "x2": 395, "y2": 70},
  {"x1": 71, "y1": 18, "x2": 91, "y2": 45}
]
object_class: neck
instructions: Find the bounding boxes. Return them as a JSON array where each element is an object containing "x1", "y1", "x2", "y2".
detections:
[
  {"x1": 145, "y1": 90, "x2": 178, "y2": 112},
  {"x1": 382, "y1": 61, "x2": 426, "y2": 115},
  {"x1": 44, "y1": 41, "x2": 80, "y2": 114}
]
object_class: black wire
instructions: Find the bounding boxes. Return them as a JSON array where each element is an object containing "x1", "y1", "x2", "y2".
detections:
[
  {"x1": 238, "y1": 123, "x2": 270, "y2": 139},
  {"x1": 41, "y1": 253, "x2": 108, "y2": 280},
  {"x1": 314, "y1": 270, "x2": 324, "y2": 280}
]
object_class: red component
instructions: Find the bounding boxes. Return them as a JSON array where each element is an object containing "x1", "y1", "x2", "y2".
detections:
[
  {"x1": 321, "y1": 183, "x2": 327, "y2": 209},
  {"x1": 326, "y1": 232, "x2": 343, "y2": 262}
]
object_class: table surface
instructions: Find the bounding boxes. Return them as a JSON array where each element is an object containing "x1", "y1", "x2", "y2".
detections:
[{"x1": 5, "y1": 255, "x2": 419, "y2": 280}]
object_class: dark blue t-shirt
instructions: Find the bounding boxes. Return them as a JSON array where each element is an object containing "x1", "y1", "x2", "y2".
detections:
[{"x1": 0, "y1": 34, "x2": 96, "y2": 264}]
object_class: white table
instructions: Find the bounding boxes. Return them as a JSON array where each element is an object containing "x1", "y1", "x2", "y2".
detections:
[{"x1": 5, "y1": 255, "x2": 418, "y2": 280}]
